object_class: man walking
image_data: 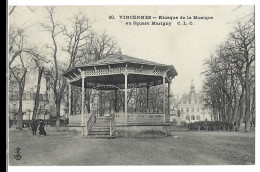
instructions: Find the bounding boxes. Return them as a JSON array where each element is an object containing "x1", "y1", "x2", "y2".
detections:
[{"x1": 31, "y1": 119, "x2": 38, "y2": 136}]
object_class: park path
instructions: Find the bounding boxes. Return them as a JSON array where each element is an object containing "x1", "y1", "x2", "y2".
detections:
[{"x1": 8, "y1": 128, "x2": 254, "y2": 165}]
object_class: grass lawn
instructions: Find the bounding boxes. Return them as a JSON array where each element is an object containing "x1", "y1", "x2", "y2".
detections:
[{"x1": 8, "y1": 127, "x2": 255, "y2": 166}]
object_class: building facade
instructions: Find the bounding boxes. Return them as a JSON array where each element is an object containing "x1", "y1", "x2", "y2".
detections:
[
  {"x1": 177, "y1": 80, "x2": 211, "y2": 123},
  {"x1": 8, "y1": 68, "x2": 59, "y2": 123}
]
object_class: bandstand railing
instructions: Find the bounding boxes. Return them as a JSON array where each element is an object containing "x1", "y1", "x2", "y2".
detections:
[
  {"x1": 69, "y1": 114, "x2": 87, "y2": 126},
  {"x1": 115, "y1": 113, "x2": 165, "y2": 124},
  {"x1": 86, "y1": 113, "x2": 95, "y2": 135}
]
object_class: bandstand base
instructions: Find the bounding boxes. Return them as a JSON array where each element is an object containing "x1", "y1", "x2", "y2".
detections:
[
  {"x1": 115, "y1": 123, "x2": 171, "y2": 138},
  {"x1": 67, "y1": 125, "x2": 87, "y2": 136}
]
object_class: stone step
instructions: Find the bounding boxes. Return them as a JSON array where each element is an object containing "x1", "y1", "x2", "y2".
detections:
[
  {"x1": 96, "y1": 118, "x2": 112, "y2": 121},
  {"x1": 96, "y1": 116, "x2": 113, "y2": 119},
  {"x1": 88, "y1": 131, "x2": 110, "y2": 135},
  {"x1": 92, "y1": 125, "x2": 110, "y2": 128},
  {"x1": 91, "y1": 128, "x2": 110, "y2": 132},
  {"x1": 95, "y1": 121, "x2": 110, "y2": 123},
  {"x1": 95, "y1": 124, "x2": 110, "y2": 127},
  {"x1": 94, "y1": 124, "x2": 110, "y2": 127},
  {"x1": 85, "y1": 135, "x2": 115, "y2": 139}
]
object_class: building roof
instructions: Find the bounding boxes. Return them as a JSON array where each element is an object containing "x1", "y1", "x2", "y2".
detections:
[
  {"x1": 179, "y1": 80, "x2": 205, "y2": 104},
  {"x1": 180, "y1": 93, "x2": 203, "y2": 103}
]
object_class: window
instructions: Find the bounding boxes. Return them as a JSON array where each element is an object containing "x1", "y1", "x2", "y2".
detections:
[
  {"x1": 10, "y1": 87, "x2": 15, "y2": 94},
  {"x1": 197, "y1": 107, "x2": 199, "y2": 112},
  {"x1": 181, "y1": 107, "x2": 184, "y2": 113},
  {"x1": 26, "y1": 93, "x2": 30, "y2": 99},
  {"x1": 196, "y1": 116, "x2": 200, "y2": 120},
  {"x1": 184, "y1": 100, "x2": 186, "y2": 104},
  {"x1": 191, "y1": 116, "x2": 195, "y2": 120},
  {"x1": 192, "y1": 107, "x2": 194, "y2": 112},
  {"x1": 186, "y1": 115, "x2": 190, "y2": 120},
  {"x1": 189, "y1": 99, "x2": 191, "y2": 104},
  {"x1": 13, "y1": 103, "x2": 17, "y2": 110},
  {"x1": 186, "y1": 107, "x2": 189, "y2": 112},
  {"x1": 177, "y1": 109, "x2": 180, "y2": 117}
]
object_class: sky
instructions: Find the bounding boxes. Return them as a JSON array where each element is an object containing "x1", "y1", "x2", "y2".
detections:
[{"x1": 9, "y1": 5, "x2": 254, "y2": 98}]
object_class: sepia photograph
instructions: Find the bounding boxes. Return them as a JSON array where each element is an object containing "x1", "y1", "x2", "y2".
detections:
[{"x1": 7, "y1": 2, "x2": 255, "y2": 167}]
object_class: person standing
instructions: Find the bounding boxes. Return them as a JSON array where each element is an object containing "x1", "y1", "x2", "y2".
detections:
[
  {"x1": 31, "y1": 119, "x2": 38, "y2": 136},
  {"x1": 38, "y1": 121, "x2": 47, "y2": 136}
]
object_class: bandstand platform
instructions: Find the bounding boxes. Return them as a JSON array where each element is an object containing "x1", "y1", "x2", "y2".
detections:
[{"x1": 63, "y1": 55, "x2": 178, "y2": 138}]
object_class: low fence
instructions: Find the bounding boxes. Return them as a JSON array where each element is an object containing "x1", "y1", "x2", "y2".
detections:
[
  {"x1": 115, "y1": 113, "x2": 165, "y2": 124},
  {"x1": 67, "y1": 113, "x2": 167, "y2": 126}
]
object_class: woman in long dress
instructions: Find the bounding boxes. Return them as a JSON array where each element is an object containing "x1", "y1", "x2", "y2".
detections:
[{"x1": 38, "y1": 121, "x2": 46, "y2": 136}]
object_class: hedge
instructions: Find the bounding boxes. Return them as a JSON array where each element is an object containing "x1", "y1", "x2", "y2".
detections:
[{"x1": 187, "y1": 121, "x2": 233, "y2": 131}]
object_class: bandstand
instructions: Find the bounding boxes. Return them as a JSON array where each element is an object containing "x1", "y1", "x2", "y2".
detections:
[{"x1": 63, "y1": 55, "x2": 178, "y2": 138}]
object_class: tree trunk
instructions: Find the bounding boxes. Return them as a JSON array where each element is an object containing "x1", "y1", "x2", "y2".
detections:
[
  {"x1": 244, "y1": 67, "x2": 251, "y2": 132},
  {"x1": 238, "y1": 88, "x2": 244, "y2": 131},
  {"x1": 55, "y1": 101, "x2": 61, "y2": 131},
  {"x1": 32, "y1": 67, "x2": 44, "y2": 120},
  {"x1": 245, "y1": 118, "x2": 251, "y2": 132},
  {"x1": 17, "y1": 85, "x2": 24, "y2": 130}
]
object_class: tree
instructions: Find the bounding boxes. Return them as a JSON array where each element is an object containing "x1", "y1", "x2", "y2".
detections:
[
  {"x1": 9, "y1": 36, "x2": 34, "y2": 129},
  {"x1": 42, "y1": 7, "x2": 67, "y2": 130},
  {"x1": 42, "y1": 7, "x2": 120, "y2": 129},
  {"x1": 202, "y1": 11, "x2": 255, "y2": 132},
  {"x1": 61, "y1": 13, "x2": 92, "y2": 69},
  {"x1": 229, "y1": 18, "x2": 255, "y2": 132},
  {"x1": 27, "y1": 50, "x2": 50, "y2": 120},
  {"x1": 9, "y1": 26, "x2": 24, "y2": 66},
  {"x1": 9, "y1": 16, "x2": 45, "y2": 129}
]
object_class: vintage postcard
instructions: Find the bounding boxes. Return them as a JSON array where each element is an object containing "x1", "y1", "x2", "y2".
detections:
[{"x1": 8, "y1": 3, "x2": 255, "y2": 168}]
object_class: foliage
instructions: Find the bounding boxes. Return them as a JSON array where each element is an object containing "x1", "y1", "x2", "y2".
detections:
[
  {"x1": 188, "y1": 121, "x2": 234, "y2": 131},
  {"x1": 202, "y1": 11, "x2": 255, "y2": 132}
]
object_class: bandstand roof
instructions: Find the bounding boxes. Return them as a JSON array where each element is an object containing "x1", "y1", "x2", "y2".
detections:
[{"x1": 63, "y1": 55, "x2": 178, "y2": 88}]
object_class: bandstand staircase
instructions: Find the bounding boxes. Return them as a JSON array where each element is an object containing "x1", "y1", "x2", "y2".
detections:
[{"x1": 86, "y1": 115, "x2": 115, "y2": 139}]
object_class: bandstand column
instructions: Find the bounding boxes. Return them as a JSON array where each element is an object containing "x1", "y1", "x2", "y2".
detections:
[
  {"x1": 115, "y1": 88, "x2": 118, "y2": 112},
  {"x1": 81, "y1": 71, "x2": 85, "y2": 125},
  {"x1": 168, "y1": 81, "x2": 171, "y2": 116},
  {"x1": 124, "y1": 70, "x2": 128, "y2": 123},
  {"x1": 163, "y1": 72, "x2": 166, "y2": 123},
  {"x1": 69, "y1": 83, "x2": 71, "y2": 116},
  {"x1": 146, "y1": 86, "x2": 150, "y2": 110}
]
